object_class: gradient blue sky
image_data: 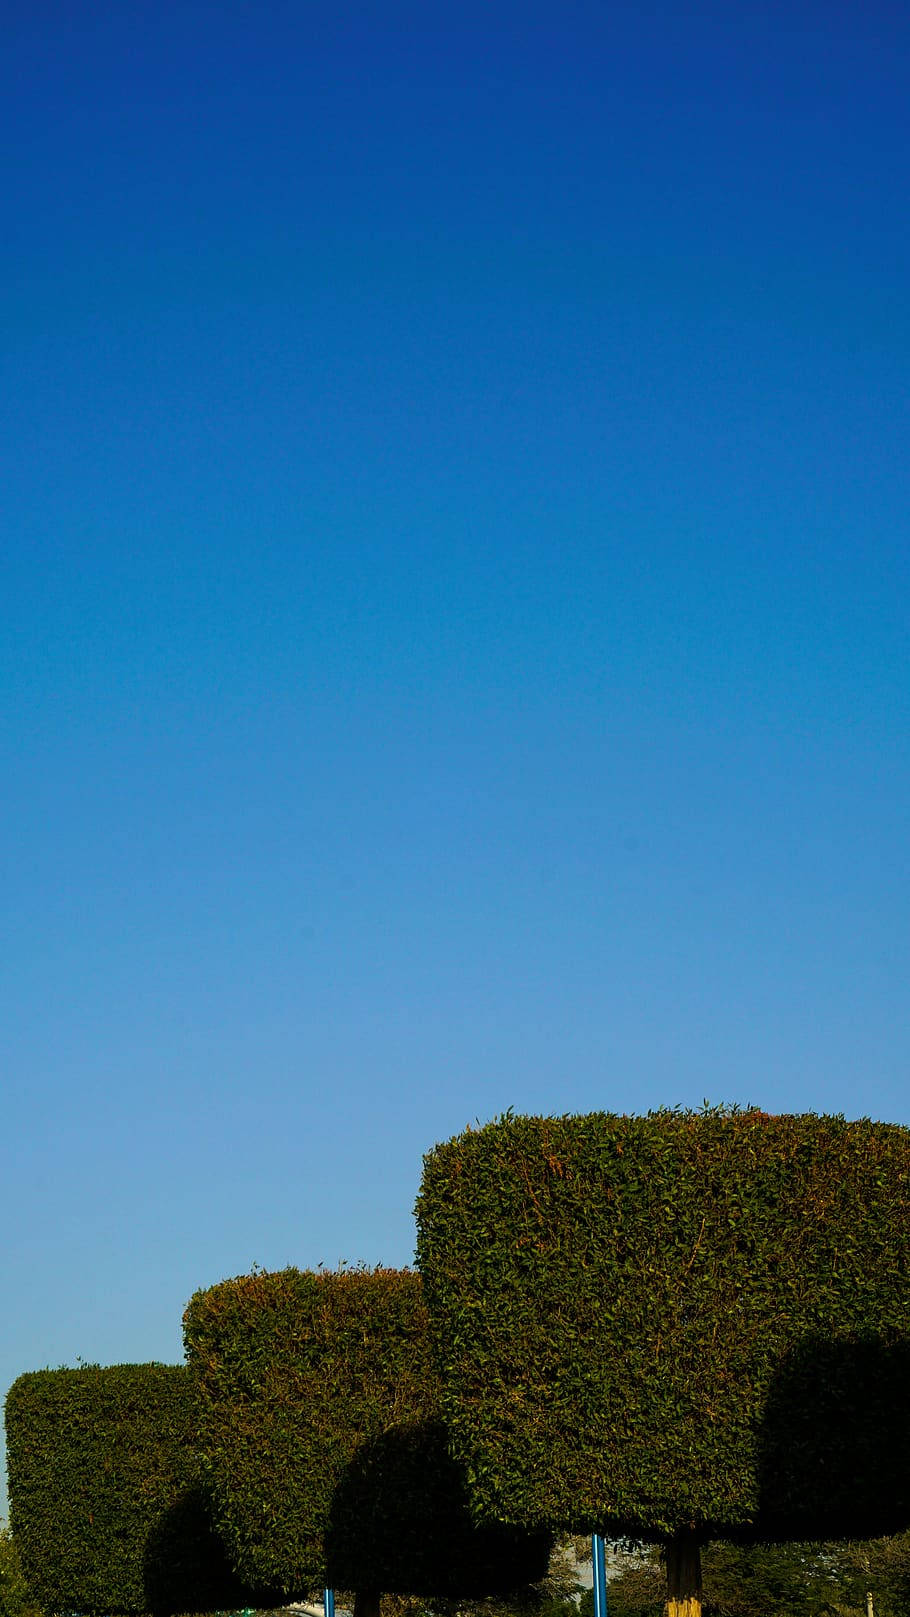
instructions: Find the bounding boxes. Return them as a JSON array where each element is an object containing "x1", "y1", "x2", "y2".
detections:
[{"x1": 2, "y1": 0, "x2": 909, "y2": 1505}]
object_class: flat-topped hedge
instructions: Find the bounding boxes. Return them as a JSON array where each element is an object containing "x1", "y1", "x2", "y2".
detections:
[
  {"x1": 416, "y1": 1108, "x2": 910, "y2": 1543},
  {"x1": 184, "y1": 1266, "x2": 551, "y2": 1600},
  {"x1": 5, "y1": 1363, "x2": 273, "y2": 1615}
]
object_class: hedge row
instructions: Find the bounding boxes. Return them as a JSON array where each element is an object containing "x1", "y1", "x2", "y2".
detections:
[
  {"x1": 184, "y1": 1266, "x2": 552, "y2": 1599},
  {"x1": 415, "y1": 1108, "x2": 910, "y2": 1542},
  {"x1": 5, "y1": 1364, "x2": 276, "y2": 1616}
]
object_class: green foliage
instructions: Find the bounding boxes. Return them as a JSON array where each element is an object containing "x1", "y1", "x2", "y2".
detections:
[
  {"x1": 184, "y1": 1267, "x2": 552, "y2": 1600},
  {"x1": 415, "y1": 1108, "x2": 910, "y2": 1541},
  {"x1": 604, "y1": 1551, "x2": 664, "y2": 1617},
  {"x1": 700, "y1": 1543, "x2": 838, "y2": 1617},
  {"x1": 5, "y1": 1364, "x2": 274, "y2": 1615},
  {"x1": 607, "y1": 1543, "x2": 825, "y2": 1617},
  {"x1": 0, "y1": 1526, "x2": 42, "y2": 1617},
  {"x1": 607, "y1": 1535, "x2": 910, "y2": 1617},
  {"x1": 828, "y1": 1534, "x2": 910, "y2": 1617}
]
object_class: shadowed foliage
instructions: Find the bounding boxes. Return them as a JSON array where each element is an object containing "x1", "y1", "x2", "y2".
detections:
[
  {"x1": 415, "y1": 1108, "x2": 910, "y2": 1542},
  {"x1": 184, "y1": 1266, "x2": 552, "y2": 1600},
  {"x1": 5, "y1": 1364, "x2": 275, "y2": 1615},
  {"x1": 756, "y1": 1334, "x2": 910, "y2": 1541},
  {"x1": 327, "y1": 1418, "x2": 551, "y2": 1594}
]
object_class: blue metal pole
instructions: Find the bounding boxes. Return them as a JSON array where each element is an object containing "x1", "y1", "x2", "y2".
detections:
[
  {"x1": 592, "y1": 1533, "x2": 607, "y2": 1617},
  {"x1": 324, "y1": 1591, "x2": 336, "y2": 1617}
]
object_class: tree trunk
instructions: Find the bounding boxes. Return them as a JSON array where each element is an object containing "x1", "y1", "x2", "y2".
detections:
[
  {"x1": 666, "y1": 1527, "x2": 702, "y2": 1617},
  {"x1": 353, "y1": 1593, "x2": 381, "y2": 1617}
]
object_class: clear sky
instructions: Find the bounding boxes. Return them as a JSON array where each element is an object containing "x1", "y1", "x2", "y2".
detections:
[{"x1": 2, "y1": 0, "x2": 909, "y2": 1507}]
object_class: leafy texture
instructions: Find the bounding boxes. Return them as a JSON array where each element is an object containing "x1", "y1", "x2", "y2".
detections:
[
  {"x1": 184, "y1": 1267, "x2": 552, "y2": 1599},
  {"x1": 5, "y1": 1363, "x2": 274, "y2": 1615},
  {"x1": 0, "y1": 1526, "x2": 42, "y2": 1617},
  {"x1": 607, "y1": 1535, "x2": 910, "y2": 1617},
  {"x1": 415, "y1": 1108, "x2": 910, "y2": 1541}
]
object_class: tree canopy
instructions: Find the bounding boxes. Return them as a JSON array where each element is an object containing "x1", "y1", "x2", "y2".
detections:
[
  {"x1": 5, "y1": 1364, "x2": 274, "y2": 1616},
  {"x1": 416, "y1": 1108, "x2": 910, "y2": 1544},
  {"x1": 184, "y1": 1266, "x2": 552, "y2": 1607}
]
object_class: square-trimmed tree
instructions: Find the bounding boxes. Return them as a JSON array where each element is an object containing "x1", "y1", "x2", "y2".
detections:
[
  {"x1": 415, "y1": 1108, "x2": 910, "y2": 1617},
  {"x1": 5, "y1": 1363, "x2": 275, "y2": 1616},
  {"x1": 184, "y1": 1266, "x2": 552, "y2": 1617}
]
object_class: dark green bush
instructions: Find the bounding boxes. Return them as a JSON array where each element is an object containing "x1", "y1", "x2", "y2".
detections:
[
  {"x1": 0, "y1": 1524, "x2": 42, "y2": 1617},
  {"x1": 184, "y1": 1267, "x2": 552, "y2": 1600},
  {"x1": 5, "y1": 1363, "x2": 275, "y2": 1615},
  {"x1": 415, "y1": 1108, "x2": 910, "y2": 1542}
]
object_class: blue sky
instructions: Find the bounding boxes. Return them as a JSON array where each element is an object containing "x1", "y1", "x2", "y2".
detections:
[{"x1": 2, "y1": 0, "x2": 909, "y2": 1506}]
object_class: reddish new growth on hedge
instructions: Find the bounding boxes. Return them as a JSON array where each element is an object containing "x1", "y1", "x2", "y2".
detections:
[
  {"x1": 416, "y1": 1108, "x2": 910, "y2": 1545},
  {"x1": 184, "y1": 1266, "x2": 552, "y2": 1604}
]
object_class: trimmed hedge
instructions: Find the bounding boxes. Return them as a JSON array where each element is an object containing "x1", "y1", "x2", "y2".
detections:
[
  {"x1": 184, "y1": 1267, "x2": 552, "y2": 1599},
  {"x1": 5, "y1": 1363, "x2": 275, "y2": 1616},
  {"x1": 415, "y1": 1108, "x2": 910, "y2": 1542}
]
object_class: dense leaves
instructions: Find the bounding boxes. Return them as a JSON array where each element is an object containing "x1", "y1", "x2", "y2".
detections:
[
  {"x1": 606, "y1": 1535, "x2": 910, "y2": 1617},
  {"x1": 415, "y1": 1108, "x2": 910, "y2": 1540},
  {"x1": 0, "y1": 1526, "x2": 42, "y2": 1617},
  {"x1": 5, "y1": 1364, "x2": 272, "y2": 1615},
  {"x1": 606, "y1": 1542, "x2": 838, "y2": 1617},
  {"x1": 184, "y1": 1267, "x2": 552, "y2": 1600}
]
